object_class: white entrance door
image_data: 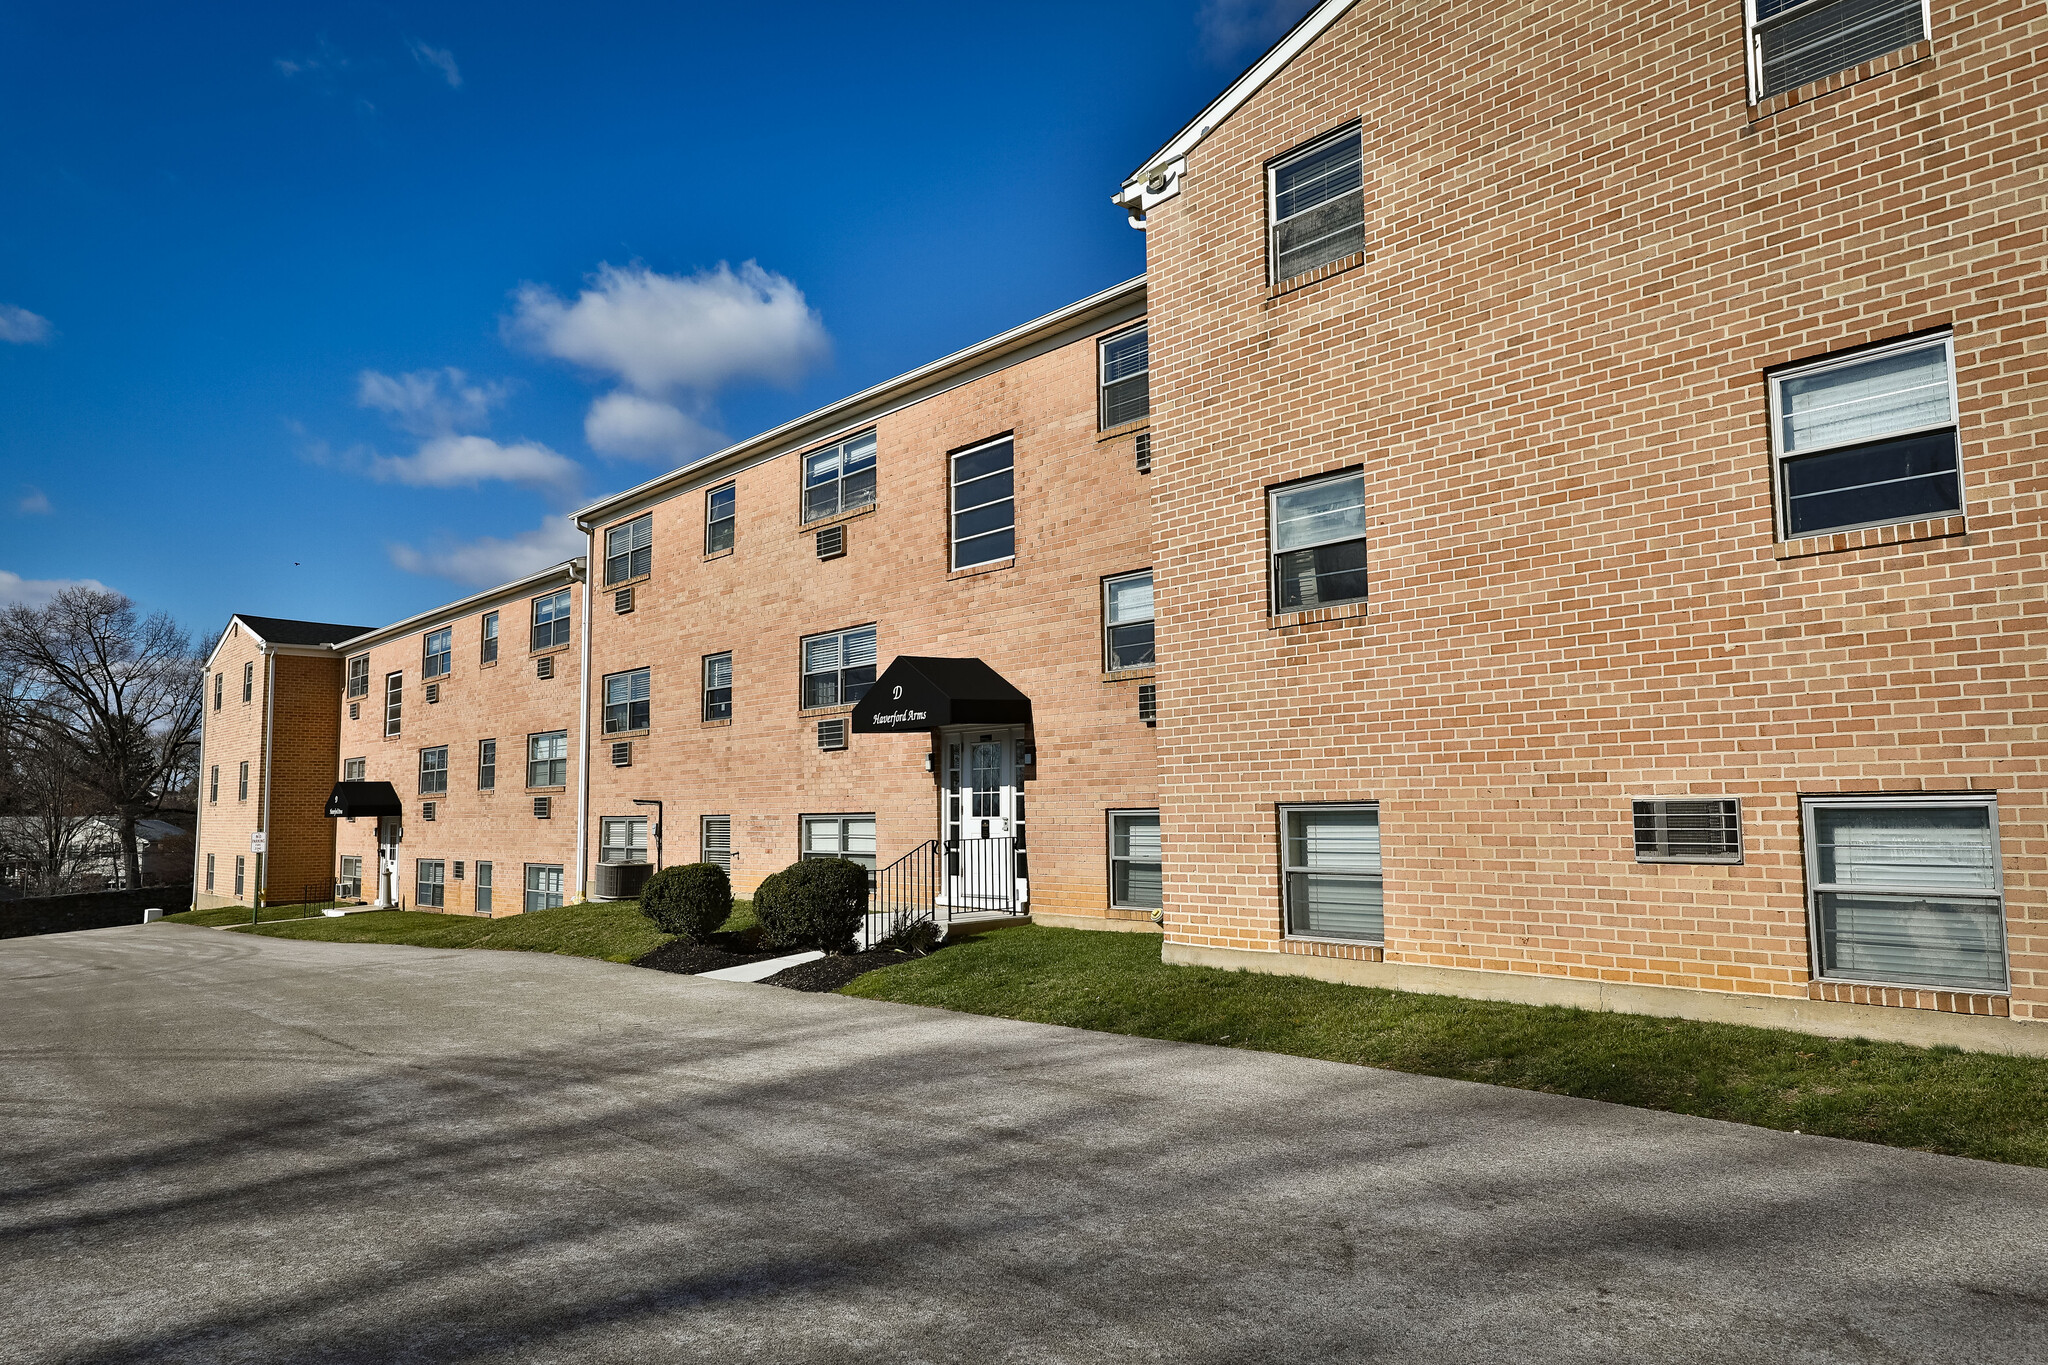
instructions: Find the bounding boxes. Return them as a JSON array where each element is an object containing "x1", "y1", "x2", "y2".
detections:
[
  {"x1": 941, "y1": 726, "x2": 1027, "y2": 909},
  {"x1": 375, "y1": 817, "x2": 402, "y2": 907}
]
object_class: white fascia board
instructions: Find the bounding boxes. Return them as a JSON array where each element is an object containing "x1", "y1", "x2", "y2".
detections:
[
  {"x1": 574, "y1": 277, "x2": 1147, "y2": 528},
  {"x1": 1113, "y1": 0, "x2": 1361, "y2": 217},
  {"x1": 331, "y1": 557, "x2": 588, "y2": 654}
]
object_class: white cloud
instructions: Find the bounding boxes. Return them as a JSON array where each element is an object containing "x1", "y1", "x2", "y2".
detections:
[
  {"x1": 275, "y1": 36, "x2": 348, "y2": 80},
  {"x1": 369, "y1": 434, "x2": 581, "y2": 498},
  {"x1": 1196, "y1": 0, "x2": 1309, "y2": 62},
  {"x1": 508, "y1": 261, "x2": 829, "y2": 398},
  {"x1": 583, "y1": 392, "x2": 724, "y2": 463},
  {"x1": 357, "y1": 367, "x2": 504, "y2": 437},
  {"x1": 15, "y1": 486, "x2": 51, "y2": 516},
  {"x1": 388, "y1": 518, "x2": 584, "y2": 587},
  {"x1": 0, "y1": 571, "x2": 109, "y2": 608},
  {"x1": 0, "y1": 304, "x2": 52, "y2": 345},
  {"x1": 407, "y1": 39, "x2": 461, "y2": 88}
]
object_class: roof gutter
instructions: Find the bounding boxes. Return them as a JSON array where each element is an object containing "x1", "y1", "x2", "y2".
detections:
[{"x1": 332, "y1": 559, "x2": 586, "y2": 654}]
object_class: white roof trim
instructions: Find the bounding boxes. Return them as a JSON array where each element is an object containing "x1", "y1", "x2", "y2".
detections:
[
  {"x1": 1113, "y1": 0, "x2": 1360, "y2": 219},
  {"x1": 331, "y1": 557, "x2": 587, "y2": 653}
]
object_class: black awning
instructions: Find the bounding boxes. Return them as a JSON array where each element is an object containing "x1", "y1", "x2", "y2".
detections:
[
  {"x1": 851, "y1": 657, "x2": 1032, "y2": 733},
  {"x1": 325, "y1": 781, "x2": 403, "y2": 818}
]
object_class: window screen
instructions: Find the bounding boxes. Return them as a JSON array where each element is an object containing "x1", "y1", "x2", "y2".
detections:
[
  {"x1": 802, "y1": 815, "x2": 877, "y2": 873},
  {"x1": 1269, "y1": 126, "x2": 1364, "y2": 282},
  {"x1": 481, "y1": 611, "x2": 499, "y2": 664},
  {"x1": 1282, "y1": 804, "x2": 1383, "y2": 942},
  {"x1": 531, "y1": 591, "x2": 572, "y2": 651},
  {"x1": 418, "y1": 746, "x2": 448, "y2": 795},
  {"x1": 527, "y1": 730, "x2": 568, "y2": 788},
  {"x1": 600, "y1": 817, "x2": 649, "y2": 864},
  {"x1": 415, "y1": 859, "x2": 445, "y2": 909},
  {"x1": 1773, "y1": 336, "x2": 1959, "y2": 539},
  {"x1": 347, "y1": 655, "x2": 369, "y2": 698},
  {"x1": 524, "y1": 863, "x2": 564, "y2": 913}
]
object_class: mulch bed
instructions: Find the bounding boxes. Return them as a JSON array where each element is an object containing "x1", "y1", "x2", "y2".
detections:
[
  {"x1": 633, "y1": 935, "x2": 789, "y2": 975},
  {"x1": 763, "y1": 945, "x2": 931, "y2": 992}
]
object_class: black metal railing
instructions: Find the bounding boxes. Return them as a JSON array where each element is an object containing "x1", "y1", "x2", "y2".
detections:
[
  {"x1": 946, "y1": 836, "x2": 1023, "y2": 916},
  {"x1": 861, "y1": 837, "x2": 1030, "y2": 949},
  {"x1": 866, "y1": 840, "x2": 941, "y2": 949}
]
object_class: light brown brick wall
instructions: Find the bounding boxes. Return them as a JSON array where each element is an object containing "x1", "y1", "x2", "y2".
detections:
[
  {"x1": 584, "y1": 324, "x2": 1159, "y2": 919},
  {"x1": 335, "y1": 579, "x2": 582, "y2": 915},
  {"x1": 193, "y1": 626, "x2": 266, "y2": 909},
  {"x1": 1142, "y1": 0, "x2": 2047, "y2": 1021}
]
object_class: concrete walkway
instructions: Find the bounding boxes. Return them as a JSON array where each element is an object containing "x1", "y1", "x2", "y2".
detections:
[{"x1": 1, "y1": 925, "x2": 2044, "y2": 1364}]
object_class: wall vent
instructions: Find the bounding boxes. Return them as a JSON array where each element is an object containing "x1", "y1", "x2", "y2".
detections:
[
  {"x1": 1138, "y1": 683, "x2": 1157, "y2": 726},
  {"x1": 348, "y1": 702, "x2": 359, "y2": 720},
  {"x1": 1135, "y1": 431, "x2": 1152, "y2": 475},
  {"x1": 422, "y1": 801, "x2": 437, "y2": 822},
  {"x1": 425, "y1": 682, "x2": 440, "y2": 704},
  {"x1": 453, "y1": 861, "x2": 465, "y2": 880},
  {"x1": 816, "y1": 525, "x2": 846, "y2": 560},
  {"x1": 614, "y1": 587, "x2": 635, "y2": 614},
  {"x1": 817, "y1": 718, "x2": 847, "y2": 751},
  {"x1": 611, "y1": 741, "x2": 633, "y2": 768},
  {"x1": 533, "y1": 796, "x2": 552, "y2": 820},
  {"x1": 536, "y1": 656, "x2": 554, "y2": 680},
  {"x1": 1633, "y1": 798, "x2": 1743, "y2": 864}
]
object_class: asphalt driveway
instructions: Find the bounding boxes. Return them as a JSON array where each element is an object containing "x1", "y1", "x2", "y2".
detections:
[{"x1": 2, "y1": 925, "x2": 2044, "y2": 1364}]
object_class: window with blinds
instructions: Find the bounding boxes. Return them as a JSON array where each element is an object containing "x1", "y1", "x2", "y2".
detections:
[
  {"x1": 801, "y1": 625, "x2": 877, "y2": 709},
  {"x1": 526, "y1": 730, "x2": 568, "y2": 789},
  {"x1": 1281, "y1": 804, "x2": 1383, "y2": 942},
  {"x1": 1109, "y1": 810, "x2": 1162, "y2": 911},
  {"x1": 1269, "y1": 470, "x2": 1368, "y2": 612},
  {"x1": 525, "y1": 863, "x2": 564, "y2": 912},
  {"x1": 600, "y1": 816, "x2": 649, "y2": 865},
  {"x1": 1099, "y1": 324, "x2": 1149, "y2": 429},
  {"x1": 1103, "y1": 570, "x2": 1155, "y2": 671},
  {"x1": 1268, "y1": 125, "x2": 1364, "y2": 283},
  {"x1": 1633, "y1": 799, "x2": 1743, "y2": 863},
  {"x1": 1772, "y1": 334, "x2": 1960, "y2": 538},
  {"x1": 603, "y1": 667, "x2": 651, "y2": 733},
  {"x1": 418, "y1": 746, "x2": 448, "y2": 795},
  {"x1": 605, "y1": 513, "x2": 652, "y2": 585},
  {"x1": 422, "y1": 627, "x2": 452, "y2": 680},
  {"x1": 703, "y1": 652, "x2": 732, "y2": 721},
  {"x1": 530, "y1": 590, "x2": 572, "y2": 651},
  {"x1": 1749, "y1": 0, "x2": 1928, "y2": 104},
  {"x1": 802, "y1": 815, "x2": 876, "y2": 873},
  {"x1": 1803, "y1": 797, "x2": 2007, "y2": 993},
  {"x1": 701, "y1": 816, "x2": 731, "y2": 872},
  {"x1": 802, "y1": 431, "x2": 877, "y2": 523},
  {"x1": 415, "y1": 859, "x2": 445, "y2": 909},
  {"x1": 706, "y1": 483, "x2": 736, "y2": 553}
]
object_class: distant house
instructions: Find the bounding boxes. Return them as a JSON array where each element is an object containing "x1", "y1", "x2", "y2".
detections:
[{"x1": 0, "y1": 815, "x2": 190, "y2": 896}]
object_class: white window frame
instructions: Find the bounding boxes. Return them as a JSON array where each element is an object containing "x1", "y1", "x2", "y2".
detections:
[
  {"x1": 1098, "y1": 323, "x2": 1150, "y2": 430},
  {"x1": 384, "y1": 672, "x2": 403, "y2": 737},
  {"x1": 234, "y1": 855, "x2": 245, "y2": 897},
  {"x1": 1279, "y1": 801, "x2": 1385, "y2": 945},
  {"x1": 524, "y1": 863, "x2": 564, "y2": 913},
  {"x1": 603, "y1": 667, "x2": 651, "y2": 734},
  {"x1": 1102, "y1": 569, "x2": 1155, "y2": 673},
  {"x1": 527, "y1": 730, "x2": 568, "y2": 790},
  {"x1": 416, "y1": 858, "x2": 446, "y2": 909},
  {"x1": 346, "y1": 654, "x2": 369, "y2": 698},
  {"x1": 701, "y1": 815, "x2": 731, "y2": 871},
  {"x1": 477, "y1": 739, "x2": 496, "y2": 791},
  {"x1": 343, "y1": 756, "x2": 366, "y2": 782},
  {"x1": 475, "y1": 861, "x2": 493, "y2": 914},
  {"x1": 1768, "y1": 333, "x2": 1961, "y2": 541},
  {"x1": 605, "y1": 513, "x2": 653, "y2": 585},
  {"x1": 801, "y1": 814, "x2": 877, "y2": 874},
  {"x1": 1268, "y1": 469, "x2": 1369, "y2": 615},
  {"x1": 801, "y1": 430, "x2": 878, "y2": 523},
  {"x1": 1267, "y1": 122, "x2": 1365, "y2": 285},
  {"x1": 705, "y1": 482, "x2": 736, "y2": 553},
  {"x1": 339, "y1": 855, "x2": 362, "y2": 900},
  {"x1": 950, "y1": 435, "x2": 1016, "y2": 570},
  {"x1": 208, "y1": 765, "x2": 218, "y2": 803},
  {"x1": 237, "y1": 761, "x2": 249, "y2": 801},
  {"x1": 703, "y1": 652, "x2": 733, "y2": 721},
  {"x1": 1801, "y1": 793, "x2": 2009, "y2": 994},
  {"x1": 1745, "y1": 0, "x2": 1931, "y2": 104},
  {"x1": 481, "y1": 611, "x2": 499, "y2": 665},
  {"x1": 418, "y1": 746, "x2": 449, "y2": 795},
  {"x1": 1108, "y1": 808, "x2": 1162, "y2": 912},
  {"x1": 242, "y1": 661, "x2": 254, "y2": 703},
  {"x1": 422, "y1": 627, "x2": 452, "y2": 680},
  {"x1": 599, "y1": 816, "x2": 649, "y2": 865},
  {"x1": 800, "y1": 625, "x2": 877, "y2": 711},
  {"x1": 531, "y1": 590, "x2": 572, "y2": 652}
]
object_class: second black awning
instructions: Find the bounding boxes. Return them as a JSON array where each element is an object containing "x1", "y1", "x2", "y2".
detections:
[
  {"x1": 324, "y1": 781, "x2": 403, "y2": 818},
  {"x1": 851, "y1": 657, "x2": 1032, "y2": 733}
]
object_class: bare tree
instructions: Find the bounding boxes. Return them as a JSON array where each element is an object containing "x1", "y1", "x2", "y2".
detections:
[
  {"x1": 0, "y1": 588, "x2": 203, "y2": 888},
  {"x1": 0, "y1": 702, "x2": 101, "y2": 894}
]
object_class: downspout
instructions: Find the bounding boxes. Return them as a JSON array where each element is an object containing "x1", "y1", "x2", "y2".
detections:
[
  {"x1": 189, "y1": 662, "x2": 209, "y2": 910},
  {"x1": 572, "y1": 543, "x2": 593, "y2": 902},
  {"x1": 259, "y1": 644, "x2": 277, "y2": 906}
]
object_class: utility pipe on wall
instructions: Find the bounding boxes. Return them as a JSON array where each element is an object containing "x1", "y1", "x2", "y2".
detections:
[{"x1": 573, "y1": 542, "x2": 592, "y2": 903}]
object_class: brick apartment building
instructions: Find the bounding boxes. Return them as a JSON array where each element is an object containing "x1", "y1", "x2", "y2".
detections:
[
  {"x1": 1114, "y1": 0, "x2": 2045, "y2": 1048},
  {"x1": 191, "y1": 0, "x2": 2043, "y2": 1051}
]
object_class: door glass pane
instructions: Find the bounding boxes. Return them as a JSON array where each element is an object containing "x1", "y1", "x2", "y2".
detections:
[{"x1": 970, "y1": 742, "x2": 1002, "y2": 818}]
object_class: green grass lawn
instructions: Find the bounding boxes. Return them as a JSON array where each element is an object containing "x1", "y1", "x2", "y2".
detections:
[
  {"x1": 168, "y1": 901, "x2": 356, "y2": 928},
  {"x1": 846, "y1": 925, "x2": 2048, "y2": 1168},
  {"x1": 178, "y1": 898, "x2": 756, "y2": 965}
]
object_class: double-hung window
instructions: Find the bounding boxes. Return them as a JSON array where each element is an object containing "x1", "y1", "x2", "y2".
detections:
[
  {"x1": 477, "y1": 740, "x2": 496, "y2": 790},
  {"x1": 1099, "y1": 325, "x2": 1150, "y2": 429},
  {"x1": 706, "y1": 483, "x2": 735, "y2": 553},
  {"x1": 1103, "y1": 571, "x2": 1155, "y2": 671},
  {"x1": 1270, "y1": 470, "x2": 1368, "y2": 612},
  {"x1": 384, "y1": 673, "x2": 403, "y2": 737},
  {"x1": 1269, "y1": 125, "x2": 1364, "y2": 283},
  {"x1": 606, "y1": 514, "x2": 652, "y2": 584},
  {"x1": 418, "y1": 746, "x2": 448, "y2": 795},
  {"x1": 481, "y1": 611, "x2": 499, "y2": 664},
  {"x1": 1281, "y1": 804, "x2": 1384, "y2": 942},
  {"x1": 703, "y1": 652, "x2": 733, "y2": 721},
  {"x1": 1803, "y1": 796, "x2": 2008, "y2": 994},
  {"x1": 950, "y1": 437, "x2": 1016, "y2": 568},
  {"x1": 208, "y1": 766, "x2": 219, "y2": 803},
  {"x1": 346, "y1": 655, "x2": 369, "y2": 698},
  {"x1": 343, "y1": 757, "x2": 365, "y2": 782},
  {"x1": 603, "y1": 667, "x2": 651, "y2": 733},
  {"x1": 701, "y1": 816, "x2": 731, "y2": 872},
  {"x1": 213, "y1": 673, "x2": 222, "y2": 710},
  {"x1": 1109, "y1": 810, "x2": 1163, "y2": 911},
  {"x1": 338, "y1": 856, "x2": 361, "y2": 900},
  {"x1": 1771, "y1": 334, "x2": 1960, "y2": 539},
  {"x1": 234, "y1": 855, "x2": 245, "y2": 897},
  {"x1": 801, "y1": 626, "x2": 877, "y2": 709},
  {"x1": 422, "y1": 627, "x2": 452, "y2": 680},
  {"x1": 1747, "y1": 0, "x2": 1928, "y2": 104},
  {"x1": 415, "y1": 859, "x2": 446, "y2": 909},
  {"x1": 243, "y1": 662, "x2": 254, "y2": 703},
  {"x1": 206, "y1": 853, "x2": 215, "y2": 891},
  {"x1": 600, "y1": 816, "x2": 649, "y2": 864},
  {"x1": 802, "y1": 431, "x2": 877, "y2": 522},
  {"x1": 527, "y1": 730, "x2": 568, "y2": 789},
  {"x1": 531, "y1": 590, "x2": 571, "y2": 651},
  {"x1": 237, "y1": 761, "x2": 249, "y2": 801},
  {"x1": 802, "y1": 815, "x2": 876, "y2": 875},
  {"x1": 524, "y1": 863, "x2": 564, "y2": 913}
]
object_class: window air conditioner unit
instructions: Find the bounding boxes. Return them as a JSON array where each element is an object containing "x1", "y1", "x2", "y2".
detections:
[
  {"x1": 817, "y1": 718, "x2": 847, "y2": 751},
  {"x1": 536, "y1": 656, "x2": 554, "y2": 680},
  {"x1": 533, "y1": 796, "x2": 551, "y2": 820},
  {"x1": 1138, "y1": 683, "x2": 1157, "y2": 726},
  {"x1": 611, "y1": 741, "x2": 632, "y2": 768},
  {"x1": 425, "y1": 682, "x2": 440, "y2": 704},
  {"x1": 816, "y1": 525, "x2": 846, "y2": 560},
  {"x1": 615, "y1": 587, "x2": 634, "y2": 614}
]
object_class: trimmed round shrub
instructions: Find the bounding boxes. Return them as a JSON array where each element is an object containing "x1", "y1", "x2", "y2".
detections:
[
  {"x1": 638, "y1": 862, "x2": 731, "y2": 942},
  {"x1": 753, "y1": 858, "x2": 868, "y2": 953}
]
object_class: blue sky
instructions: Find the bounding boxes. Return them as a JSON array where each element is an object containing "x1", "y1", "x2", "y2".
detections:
[{"x1": 0, "y1": 1, "x2": 1308, "y2": 637}]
